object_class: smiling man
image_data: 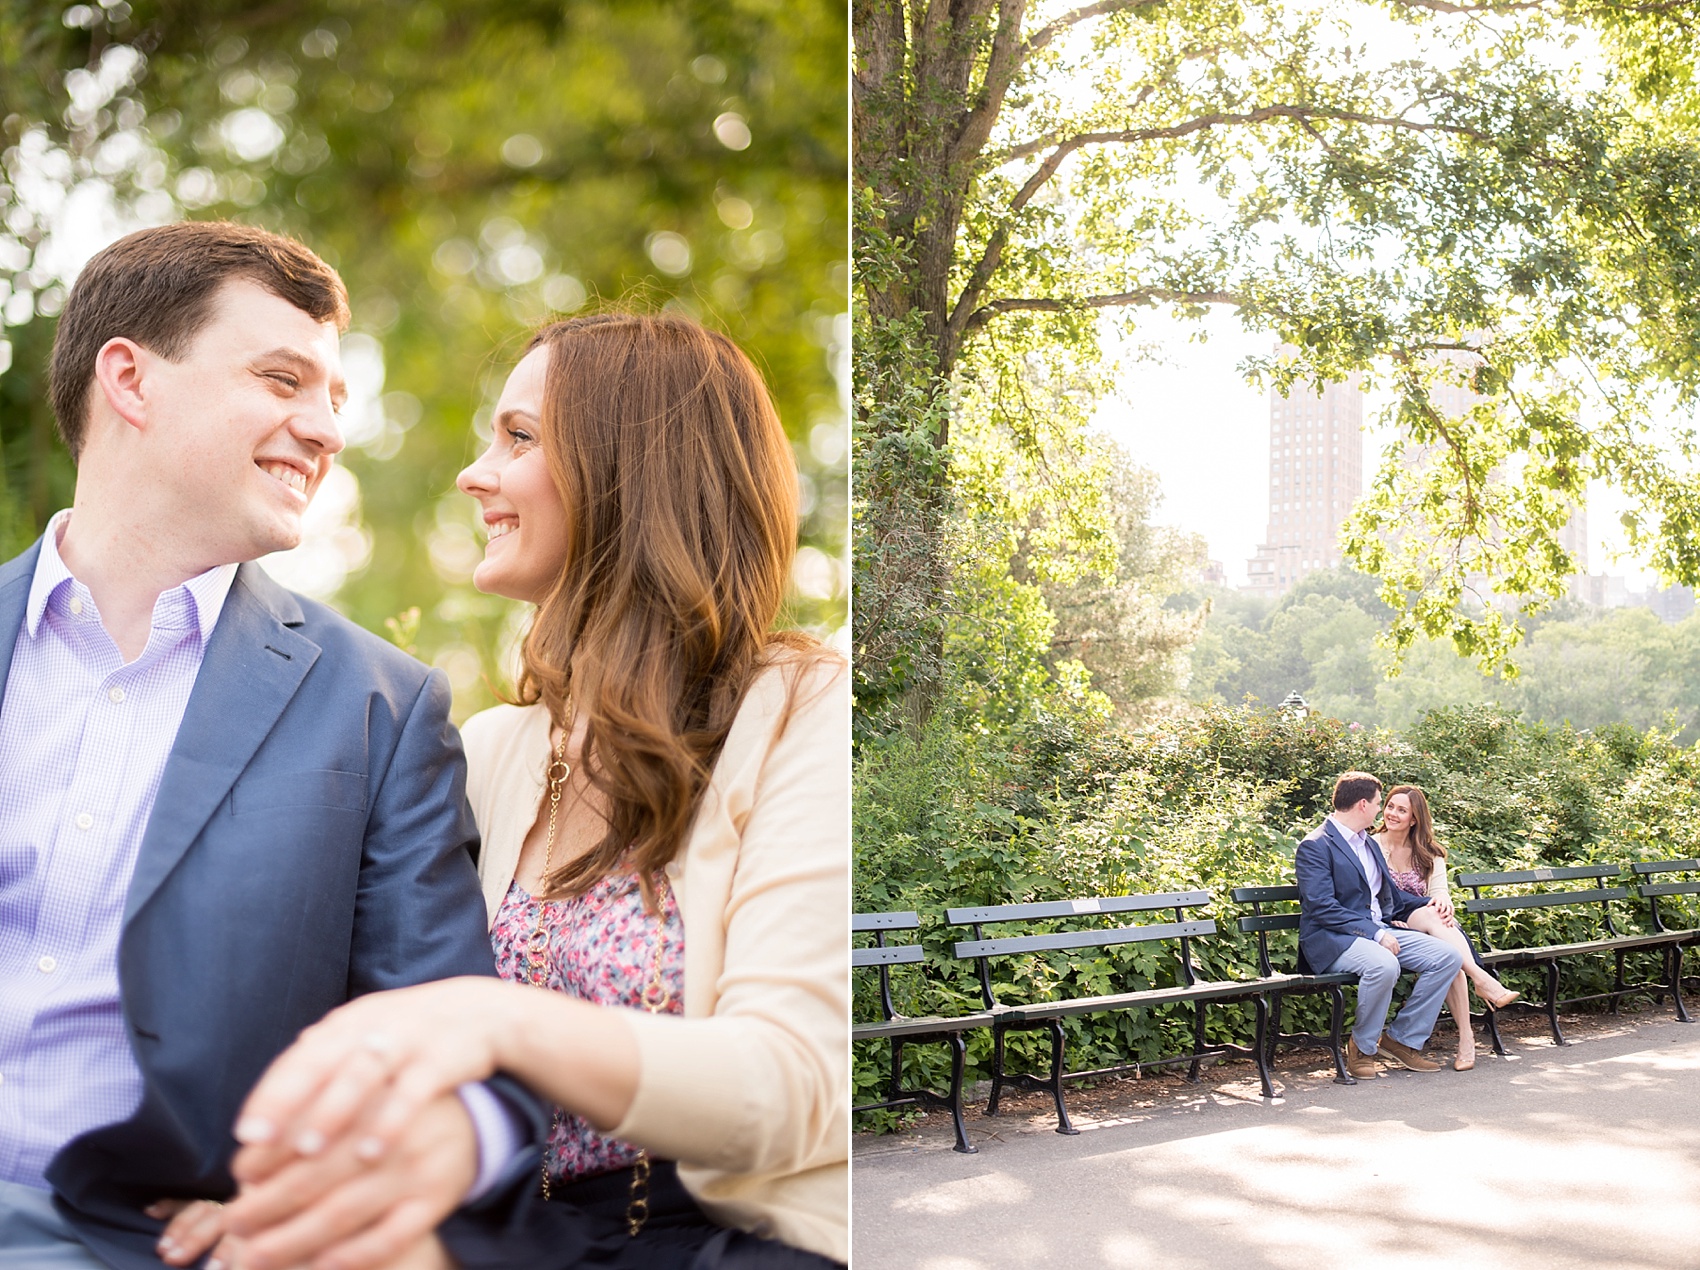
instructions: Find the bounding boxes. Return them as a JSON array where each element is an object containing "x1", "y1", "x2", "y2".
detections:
[{"x1": 0, "y1": 222, "x2": 525, "y2": 1267}]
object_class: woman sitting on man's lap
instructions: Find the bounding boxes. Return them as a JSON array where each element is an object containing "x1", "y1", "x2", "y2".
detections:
[{"x1": 1374, "y1": 784, "x2": 1519, "y2": 1071}]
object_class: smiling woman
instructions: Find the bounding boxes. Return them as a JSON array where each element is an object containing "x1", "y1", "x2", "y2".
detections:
[{"x1": 456, "y1": 347, "x2": 566, "y2": 605}]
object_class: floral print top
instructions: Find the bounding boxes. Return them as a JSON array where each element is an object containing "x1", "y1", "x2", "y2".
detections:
[
  {"x1": 490, "y1": 867, "x2": 684, "y2": 1182},
  {"x1": 1388, "y1": 864, "x2": 1428, "y2": 896}
]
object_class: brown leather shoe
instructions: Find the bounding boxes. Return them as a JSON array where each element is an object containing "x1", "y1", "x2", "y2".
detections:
[
  {"x1": 1345, "y1": 1037, "x2": 1379, "y2": 1079},
  {"x1": 1378, "y1": 1034, "x2": 1442, "y2": 1071}
]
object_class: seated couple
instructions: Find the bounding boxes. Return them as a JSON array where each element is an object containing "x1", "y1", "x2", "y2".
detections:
[
  {"x1": 1296, "y1": 772, "x2": 1519, "y2": 1076},
  {"x1": 0, "y1": 222, "x2": 847, "y2": 1269}
]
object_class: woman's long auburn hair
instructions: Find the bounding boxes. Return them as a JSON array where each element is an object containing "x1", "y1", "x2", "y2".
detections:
[
  {"x1": 1382, "y1": 784, "x2": 1446, "y2": 880},
  {"x1": 512, "y1": 311, "x2": 822, "y2": 905}
]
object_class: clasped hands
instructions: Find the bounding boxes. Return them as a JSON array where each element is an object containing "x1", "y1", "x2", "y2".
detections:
[
  {"x1": 155, "y1": 977, "x2": 515, "y2": 1270},
  {"x1": 1379, "y1": 895, "x2": 1458, "y2": 955}
]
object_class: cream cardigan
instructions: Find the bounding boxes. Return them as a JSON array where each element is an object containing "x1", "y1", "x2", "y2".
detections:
[{"x1": 458, "y1": 657, "x2": 849, "y2": 1263}]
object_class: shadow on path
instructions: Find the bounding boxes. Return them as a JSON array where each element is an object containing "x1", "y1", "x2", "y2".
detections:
[{"x1": 853, "y1": 1018, "x2": 1700, "y2": 1269}]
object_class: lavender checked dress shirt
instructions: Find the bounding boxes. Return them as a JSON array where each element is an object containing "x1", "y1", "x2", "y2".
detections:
[{"x1": 0, "y1": 512, "x2": 516, "y2": 1195}]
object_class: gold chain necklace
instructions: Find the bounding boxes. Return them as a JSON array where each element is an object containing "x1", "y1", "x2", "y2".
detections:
[{"x1": 528, "y1": 716, "x2": 676, "y2": 1237}]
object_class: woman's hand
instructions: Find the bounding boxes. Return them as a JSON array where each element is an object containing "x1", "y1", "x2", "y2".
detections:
[
  {"x1": 223, "y1": 1091, "x2": 477, "y2": 1270},
  {"x1": 229, "y1": 977, "x2": 520, "y2": 1180},
  {"x1": 149, "y1": 1198, "x2": 242, "y2": 1270}
]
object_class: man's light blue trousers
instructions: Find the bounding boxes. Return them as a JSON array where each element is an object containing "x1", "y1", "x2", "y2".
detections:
[{"x1": 1327, "y1": 927, "x2": 1464, "y2": 1053}]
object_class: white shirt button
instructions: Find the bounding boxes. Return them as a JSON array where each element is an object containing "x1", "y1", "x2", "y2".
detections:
[
  {"x1": 108, "y1": 687, "x2": 125, "y2": 704},
  {"x1": 37, "y1": 956, "x2": 56, "y2": 974},
  {"x1": 75, "y1": 813, "x2": 93, "y2": 830},
  {"x1": 69, "y1": 596, "x2": 83, "y2": 616},
  {"x1": 0, "y1": 1070, "x2": 6, "y2": 1085}
]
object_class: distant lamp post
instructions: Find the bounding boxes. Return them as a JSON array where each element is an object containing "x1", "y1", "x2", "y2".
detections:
[{"x1": 1278, "y1": 691, "x2": 1311, "y2": 719}]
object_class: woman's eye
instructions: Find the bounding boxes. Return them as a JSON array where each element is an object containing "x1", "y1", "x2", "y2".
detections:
[{"x1": 509, "y1": 429, "x2": 535, "y2": 445}]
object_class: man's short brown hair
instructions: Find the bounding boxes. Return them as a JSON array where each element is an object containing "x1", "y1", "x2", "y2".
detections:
[
  {"x1": 49, "y1": 221, "x2": 350, "y2": 458},
  {"x1": 1332, "y1": 771, "x2": 1383, "y2": 810}
]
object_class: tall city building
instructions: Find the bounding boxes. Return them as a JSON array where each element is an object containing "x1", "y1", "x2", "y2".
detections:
[{"x1": 1245, "y1": 365, "x2": 1364, "y2": 597}]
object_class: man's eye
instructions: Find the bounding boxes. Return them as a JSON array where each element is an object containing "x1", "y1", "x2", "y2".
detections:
[{"x1": 267, "y1": 373, "x2": 300, "y2": 389}]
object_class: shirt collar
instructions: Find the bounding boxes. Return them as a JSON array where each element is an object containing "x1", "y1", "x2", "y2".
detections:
[
  {"x1": 27, "y1": 509, "x2": 239, "y2": 644},
  {"x1": 1326, "y1": 813, "x2": 1367, "y2": 849}
]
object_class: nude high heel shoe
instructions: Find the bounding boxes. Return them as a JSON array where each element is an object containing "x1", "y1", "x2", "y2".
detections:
[{"x1": 1474, "y1": 977, "x2": 1520, "y2": 1011}]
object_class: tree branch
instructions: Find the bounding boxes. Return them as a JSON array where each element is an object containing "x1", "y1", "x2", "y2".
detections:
[
  {"x1": 966, "y1": 287, "x2": 1242, "y2": 331},
  {"x1": 1022, "y1": 0, "x2": 1167, "y2": 59},
  {"x1": 947, "y1": 0, "x2": 1029, "y2": 172},
  {"x1": 949, "y1": 101, "x2": 1484, "y2": 342}
]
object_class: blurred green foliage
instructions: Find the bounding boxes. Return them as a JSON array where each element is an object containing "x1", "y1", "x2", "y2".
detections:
[
  {"x1": 1, "y1": 0, "x2": 846, "y2": 714},
  {"x1": 1187, "y1": 566, "x2": 1700, "y2": 741}
]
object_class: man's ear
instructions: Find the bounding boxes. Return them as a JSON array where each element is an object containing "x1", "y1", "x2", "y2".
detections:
[{"x1": 90, "y1": 337, "x2": 152, "y2": 433}]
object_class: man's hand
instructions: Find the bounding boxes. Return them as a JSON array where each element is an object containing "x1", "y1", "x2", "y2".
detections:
[
  {"x1": 222, "y1": 1092, "x2": 478, "y2": 1270},
  {"x1": 1376, "y1": 928, "x2": 1401, "y2": 955},
  {"x1": 149, "y1": 1198, "x2": 242, "y2": 1270}
]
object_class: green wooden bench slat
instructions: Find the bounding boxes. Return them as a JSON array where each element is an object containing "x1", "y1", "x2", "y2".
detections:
[
  {"x1": 1480, "y1": 931, "x2": 1684, "y2": 963},
  {"x1": 852, "y1": 911, "x2": 919, "y2": 931},
  {"x1": 1455, "y1": 865, "x2": 1618, "y2": 886},
  {"x1": 1639, "y1": 880, "x2": 1700, "y2": 899},
  {"x1": 854, "y1": 1013, "x2": 994, "y2": 1040},
  {"x1": 1632, "y1": 859, "x2": 1700, "y2": 876},
  {"x1": 1237, "y1": 913, "x2": 1299, "y2": 933},
  {"x1": 953, "y1": 918, "x2": 1216, "y2": 960},
  {"x1": 852, "y1": 945, "x2": 924, "y2": 968},
  {"x1": 1230, "y1": 885, "x2": 1300, "y2": 903},
  {"x1": 1455, "y1": 884, "x2": 1625, "y2": 911},
  {"x1": 1464, "y1": 887, "x2": 1630, "y2": 913},
  {"x1": 999, "y1": 976, "x2": 1271, "y2": 1021},
  {"x1": 1462, "y1": 887, "x2": 1629, "y2": 913},
  {"x1": 946, "y1": 891, "x2": 1210, "y2": 925}
]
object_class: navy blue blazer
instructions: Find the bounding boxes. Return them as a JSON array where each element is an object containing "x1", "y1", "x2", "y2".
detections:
[
  {"x1": 0, "y1": 543, "x2": 508, "y2": 1268},
  {"x1": 1295, "y1": 817, "x2": 1431, "y2": 973}
]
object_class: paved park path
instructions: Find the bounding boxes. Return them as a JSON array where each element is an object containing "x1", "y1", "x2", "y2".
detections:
[{"x1": 853, "y1": 1016, "x2": 1700, "y2": 1268}]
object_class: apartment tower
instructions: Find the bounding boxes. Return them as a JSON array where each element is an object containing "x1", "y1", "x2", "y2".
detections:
[{"x1": 1245, "y1": 366, "x2": 1364, "y2": 597}]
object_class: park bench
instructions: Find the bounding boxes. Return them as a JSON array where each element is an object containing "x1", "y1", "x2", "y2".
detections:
[
  {"x1": 1455, "y1": 863, "x2": 1693, "y2": 1055},
  {"x1": 852, "y1": 910, "x2": 991, "y2": 1154},
  {"x1": 1230, "y1": 884, "x2": 1358, "y2": 1084},
  {"x1": 946, "y1": 890, "x2": 1276, "y2": 1134},
  {"x1": 1630, "y1": 858, "x2": 1700, "y2": 1006}
]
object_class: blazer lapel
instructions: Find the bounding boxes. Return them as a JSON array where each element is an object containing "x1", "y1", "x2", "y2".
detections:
[
  {"x1": 1321, "y1": 819, "x2": 1371, "y2": 903},
  {"x1": 124, "y1": 564, "x2": 320, "y2": 925},
  {"x1": 0, "y1": 541, "x2": 43, "y2": 711}
]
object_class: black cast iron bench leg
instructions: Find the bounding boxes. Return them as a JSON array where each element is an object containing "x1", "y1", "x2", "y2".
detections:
[
  {"x1": 1187, "y1": 1001, "x2": 1206, "y2": 1083},
  {"x1": 1251, "y1": 996, "x2": 1274, "y2": 1099},
  {"x1": 1544, "y1": 961, "x2": 1567, "y2": 1046},
  {"x1": 1670, "y1": 946, "x2": 1692, "y2": 1024},
  {"x1": 1484, "y1": 997, "x2": 1508, "y2": 1057},
  {"x1": 1046, "y1": 1018, "x2": 1078, "y2": 1135},
  {"x1": 1328, "y1": 985, "x2": 1356, "y2": 1084},
  {"x1": 944, "y1": 1034, "x2": 975, "y2": 1153},
  {"x1": 986, "y1": 1027, "x2": 1007, "y2": 1116}
]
